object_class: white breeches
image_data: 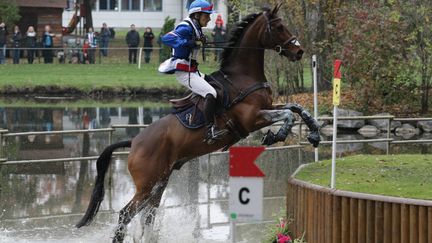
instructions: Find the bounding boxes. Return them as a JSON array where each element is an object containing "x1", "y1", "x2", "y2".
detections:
[{"x1": 175, "y1": 71, "x2": 217, "y2": 98}]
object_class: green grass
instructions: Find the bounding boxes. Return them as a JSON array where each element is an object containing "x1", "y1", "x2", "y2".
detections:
[
  {"x1": 0, "y1": 62, "x2": 218, "y2": 92},
  {"x1": 0, "y1": 97, "x2": 170, "y2": 108},
  {"x1": 295, "y1": 154, "x2": 432, "y2": 200}
]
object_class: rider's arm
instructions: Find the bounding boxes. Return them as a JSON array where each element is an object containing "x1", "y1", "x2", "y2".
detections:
[{"x1": 161, "y1": 25, "x2": 196, "y2": 49}]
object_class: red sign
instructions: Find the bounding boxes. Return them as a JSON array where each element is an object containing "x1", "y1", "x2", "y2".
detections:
[
  {"x1": 229, "y1": 147, "x2": 265, "y2": 177},
  {"x1": 333, "y1": 59, "x2": 342, "y2": 79}
]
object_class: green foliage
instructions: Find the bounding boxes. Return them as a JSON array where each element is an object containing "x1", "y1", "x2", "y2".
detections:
[
  {"x1": 401, "y1": 1, "x2": 432, "y2": 113},
  {"x1": 333, "y1": 2, "x2": 418, "y2": 112},
  {"x1": 159, "y1": 16, "x2": 176, "y2": 62},
  {"x1": 0, "y1": 0, "x2": 20, "y2": 26}
]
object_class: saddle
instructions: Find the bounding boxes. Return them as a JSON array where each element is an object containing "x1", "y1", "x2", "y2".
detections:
[
  {"x1": 170, "y1": 73, "x2": 230, "y2": 129},
  {"x1": 170, "y1": 70, "x2": 270, "y2": 149}
]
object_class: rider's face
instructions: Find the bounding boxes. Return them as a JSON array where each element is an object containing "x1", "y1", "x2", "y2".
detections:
[{"x1": 198, "y1": 13, "x2": 211, "y2": 27}]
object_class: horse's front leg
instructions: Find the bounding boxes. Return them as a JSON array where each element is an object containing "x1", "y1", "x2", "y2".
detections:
[
  {"x1": 257, "y1": 103, "x2": 321, "y2": 147},
  {"x1": 257, "y1": 109, "x2": 296, "y2": 146},
  {"x1": 275, "y1": 103, "x2": 321, "y2": 147}
]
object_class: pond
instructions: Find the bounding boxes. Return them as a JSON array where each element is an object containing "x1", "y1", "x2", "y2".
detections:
[{"x1": 0, "y1": 100, "x2": 431, "y2": 242}]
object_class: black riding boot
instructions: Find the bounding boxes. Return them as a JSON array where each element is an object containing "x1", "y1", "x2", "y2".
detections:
[{"x1": 203, "y1": 94, "x2": 222, "y2": 144}]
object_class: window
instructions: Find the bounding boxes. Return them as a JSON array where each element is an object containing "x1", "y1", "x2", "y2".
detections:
[
  {"x1": 121, "y1": 0, "x2": 140, "y2": 11},
  {"x1": 143, "y1": 0, "x2": 162, "y2": 11},
  {"x1": 100, "y1": 0, "x2": 118, "y2": 10}
]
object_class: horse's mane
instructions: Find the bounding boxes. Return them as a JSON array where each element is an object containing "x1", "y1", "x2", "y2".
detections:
[{"x1": 220, "y1": 12, "x2": 262, "y2": 68}]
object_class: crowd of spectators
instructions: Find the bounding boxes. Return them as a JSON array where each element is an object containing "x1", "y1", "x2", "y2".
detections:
[{"x1": 0, "y1": 15, "x2": 226, "y2": 65}]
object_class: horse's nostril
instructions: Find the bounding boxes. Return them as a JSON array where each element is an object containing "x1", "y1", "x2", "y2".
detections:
[
  {"x1": 296, "y1": 50, "x2": 304, "y2": 59},
  {"x1": 297, "y1": 50, "x2": 304, "y2": 56}
]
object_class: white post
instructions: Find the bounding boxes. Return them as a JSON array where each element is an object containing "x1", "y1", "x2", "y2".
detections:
[
  {"x1": 330, "y1": 106, "x2": 338, "y2": 189},
  {"x1": 138, "y1": 107, "x2": 143, "y2": 125},
  {"x1": 330, "y1": 59, "x2": 342, "y2": 189},
  {"x1": 230, "y1": 219, "x2": 236, "y2": 243},
  {"x1": 138, "y1": 47, "x2": 143, "y2": 69},
  {"x1": 312, "y1": 55, "x2": 318, "y2": 162},
  {"x1": 96, "y1": 107, "x2": 100, "y2": 127}
]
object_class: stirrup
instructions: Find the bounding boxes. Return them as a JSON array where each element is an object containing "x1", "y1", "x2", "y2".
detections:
[{"x1": 204, "y1": 125, "x2": 224, "y2": 144}]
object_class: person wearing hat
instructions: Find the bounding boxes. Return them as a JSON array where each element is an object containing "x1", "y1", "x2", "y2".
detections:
[
  {"x1": 212, "y1": 14, "x2": 226, "y2": 62},
  {"x1": 159, "y1": 0, "x2": 223, "y2": 144},
  {"x1": 0, "y1": 22, "x2": 7, "y2": 64}
]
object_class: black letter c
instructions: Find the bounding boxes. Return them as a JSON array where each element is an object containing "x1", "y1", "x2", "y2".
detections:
[{"x1": 239, "y1": 187, "x2": 250, "y2": 204}]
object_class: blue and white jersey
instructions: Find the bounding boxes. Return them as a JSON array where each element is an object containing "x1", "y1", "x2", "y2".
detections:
[{"x1": 161, "y1": 18, "x2": 202, "y2": 60}]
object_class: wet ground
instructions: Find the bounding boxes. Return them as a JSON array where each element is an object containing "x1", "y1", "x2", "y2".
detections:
[
  {"x1": 1, "y1": 147, "x2": 312, "y2": 243},
  {"x1": 1, "y1": 105, "x2": 431, "y2": 242}
]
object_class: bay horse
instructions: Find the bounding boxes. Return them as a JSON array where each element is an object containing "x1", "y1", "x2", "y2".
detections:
[{"x1": 76, "y1": 3, "x2": 320, "y2": 242}]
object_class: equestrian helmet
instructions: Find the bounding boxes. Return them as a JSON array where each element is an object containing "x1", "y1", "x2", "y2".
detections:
[{"x1": 188, "y1": 0, "x2": 215, "y2": 15}]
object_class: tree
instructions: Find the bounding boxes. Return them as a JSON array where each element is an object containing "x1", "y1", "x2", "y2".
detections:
[
  {"x1": 333, "y1": 2, "x2": 417, "y2": 112},
  {"x1": 159, "y1": 16, "x2": 176, "y2": 62},
  {"x1": 0, "y1": 0, "x2": 20, "y2": 26},
  {"x1": 402, "y1": 0, "x2": 432, "y2": 113}
]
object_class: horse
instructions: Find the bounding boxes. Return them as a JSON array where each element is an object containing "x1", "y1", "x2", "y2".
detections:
[{"x1": 76, "y1": 3, "x2": 321, "y2": 242}]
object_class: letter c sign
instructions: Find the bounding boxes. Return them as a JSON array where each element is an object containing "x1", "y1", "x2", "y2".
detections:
[{"x1": 239, "y1": 187, "x2": 250, "y2": 204}]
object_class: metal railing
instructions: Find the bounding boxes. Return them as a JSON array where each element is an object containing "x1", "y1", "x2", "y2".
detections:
[
  {"x1": 298, "y1": 115, "x2": 432, "y2": 155},
  {"x1": 0, "y1": 115, "x2": 431, "y2": 165}
]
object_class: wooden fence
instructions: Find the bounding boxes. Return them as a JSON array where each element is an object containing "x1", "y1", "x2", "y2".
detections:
[{"x1": 287, "y1": 167, "x2": 432, "y2": 243}]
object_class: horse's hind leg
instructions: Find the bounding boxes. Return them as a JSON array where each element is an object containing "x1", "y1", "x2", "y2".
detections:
[
  {"x1": 112, "y1": 180, "x2": 167, "y2": 243},
  {"x1": 139, "y1": 178, "x2": 169, "y2": 242},
  {"x1": 142, "y1": 178, "x2": 168, "y2": 225}
]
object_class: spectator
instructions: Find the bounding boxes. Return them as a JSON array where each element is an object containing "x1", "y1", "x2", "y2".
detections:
[
  {"x1": 25, "y1": 26, "x2": 37, "y2": 64},
  {"x1": 86, "y1": 27, "x2": 97, "y2": 64},
  {"x1": 41, "y1": 25, "x2": 55, "y2": 63},
  {"x1": 57, "y1": 43, "x2": 66, "y2": 64},
  {"x1": 82, "y1": 39, "x2": 90, "y2": 64},
  {"x1": 69, "y1": 38, "x2": 82, "y2": 64},
  {"x1": 143, "y1": 27, "x2": 154, "y2": 63},
  {"x1": 11, "y1": 25, "x2": 22, "y2": 64},
  {"x1": 0, "y1": 22, "x2": 7, "y2": 64},
  {"x1": 212, "y1": 14, "x2": 226, "y2": 62},
  {"x1": 99, "y1": 22, "x2": 111, "y2": 57},
  {"x1": 126, "y1": 24, "x2": 140, "y2": 64}
]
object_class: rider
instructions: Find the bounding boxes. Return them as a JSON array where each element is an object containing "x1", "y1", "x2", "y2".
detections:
[{"x1": 159, "y1": 0, "x2": 222, "y2": 144}]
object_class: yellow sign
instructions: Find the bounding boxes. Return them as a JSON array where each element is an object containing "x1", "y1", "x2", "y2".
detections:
[{"x1": 333, "y1": 78, "x2": 341, "y2": 105}]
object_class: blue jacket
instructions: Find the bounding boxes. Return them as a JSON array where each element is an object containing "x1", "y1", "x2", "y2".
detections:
[{"x1": 161, "y1": 19, "x2": 200, "y2": 60}]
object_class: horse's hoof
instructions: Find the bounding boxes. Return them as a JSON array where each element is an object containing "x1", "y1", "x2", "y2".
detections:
[
  {"x1": 307, "y1": 131, "x2": 321, "y2": 148},
  {"x1": 261, "y1": 130, "x2": 275, "y2": 146}
]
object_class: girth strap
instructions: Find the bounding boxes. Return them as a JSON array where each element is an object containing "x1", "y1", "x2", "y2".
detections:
[{"x1": 228, "y1": 82, "x2": 271, "y2": 108}]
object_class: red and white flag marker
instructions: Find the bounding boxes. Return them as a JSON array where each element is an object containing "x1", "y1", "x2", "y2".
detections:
[{"x1": 228, "y1": 146, "x2": 265, "y2": 242}]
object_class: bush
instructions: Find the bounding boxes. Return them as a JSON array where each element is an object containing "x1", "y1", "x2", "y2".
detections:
[
  {"x1": 158, "y1": 16, "x2": 176, "y2": 63},
  {"x1": 0, "y1": 0, "x2": 20, "y2": 26}
]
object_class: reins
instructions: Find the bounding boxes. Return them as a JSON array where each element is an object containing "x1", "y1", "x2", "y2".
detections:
[
  {"x1": 203, "y1": 11, "x2": 299, "y2": 54},
  {"x1": 203, "y1": 41, "x2": 292, "y2": 52}
]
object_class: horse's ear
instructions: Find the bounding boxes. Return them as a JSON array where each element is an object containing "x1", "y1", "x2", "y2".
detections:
[{"x1": 271, "y1": 2, "x2": 283, "y2": 15}]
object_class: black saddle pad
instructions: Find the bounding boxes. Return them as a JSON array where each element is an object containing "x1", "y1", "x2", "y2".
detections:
[
  {"x1": 171, "y1": 72, "x2": 230, "y2": 130},
  {"x1": 173, "y1": 104, "x2": 205, "y2": 129}
]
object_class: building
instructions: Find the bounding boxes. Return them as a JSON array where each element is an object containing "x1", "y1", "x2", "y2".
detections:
[
  {"x1": 16, "y1": 0, "x2": 66, "y2": 38},
  {"x1": 62, "y1": 0, "x2": 228, "y2": 30}
]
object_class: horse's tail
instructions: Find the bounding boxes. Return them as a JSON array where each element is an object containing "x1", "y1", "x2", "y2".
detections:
[{"x1": 76, "y1": 140, "x2": 132, "y2": 228}]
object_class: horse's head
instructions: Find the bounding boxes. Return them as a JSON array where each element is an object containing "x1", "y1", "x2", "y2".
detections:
[{"x1": 260, "y1": 3, "x2": 304, "y2": 61}]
